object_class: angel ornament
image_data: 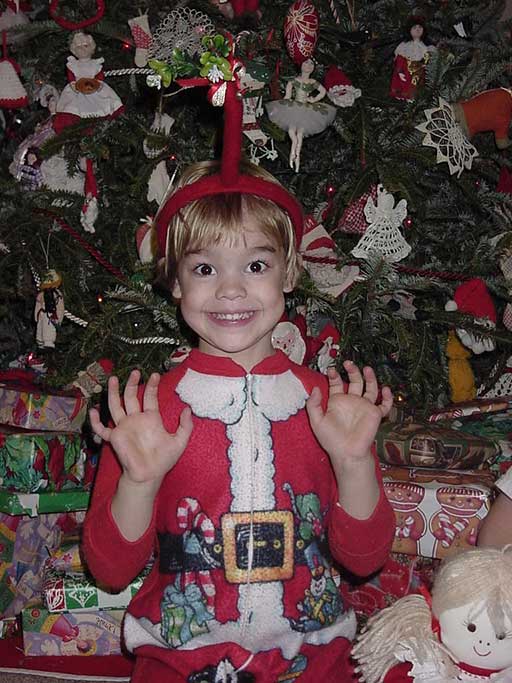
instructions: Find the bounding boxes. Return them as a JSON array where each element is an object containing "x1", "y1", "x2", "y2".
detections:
[
  {"x1": 352, "y1": 546, "x2": 512, "y2": 683},
  {"x1": 265, "y1": 58, "x2": 336, "y2": 172},
  {"x1": 351, "y1": 184, "x2": 411, "y2": 263}
]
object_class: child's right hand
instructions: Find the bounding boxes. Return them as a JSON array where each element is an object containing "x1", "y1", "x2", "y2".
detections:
[{"x1": 89, "y1": 370, "x2": 193, "y2": 490}]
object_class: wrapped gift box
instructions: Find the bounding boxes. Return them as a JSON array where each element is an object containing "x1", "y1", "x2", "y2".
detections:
[
  {"x1": 1, "y1": 512, "x2": 84, "y2": 619},
  {"x1": 0, "y1": 380, "x2": 87, "y2": 433},
  {"x1": 426, "y1": 398, "x2": 510, "y2": 423},
  {"x1": 0, "y1": 489, "x2": 90, "y2": 517},
  {"x1": 375, "y1": 420, "x2": 498, "y2": 469},
  {"x1": 22, "y1": 605, "x2": 124, "y2": 656},
  {"x1": 43, "y1": 563, "x2": 149, "y2": 613},
  {"x1": 341, "y1": 552, "x2": 439, "y2": 620},
  {"x1": 389, "y1": 398, "x2": 510, "y2": 424},
  {"x1": 0, "y1": 427, "x2": 96, "y2": 493},
  {"x1": 381, "y1": 464, "x2": 495, "y2": 560}
]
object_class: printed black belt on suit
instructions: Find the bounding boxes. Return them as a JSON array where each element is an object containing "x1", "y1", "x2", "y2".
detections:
[{"x1": 158, "y1": 509, "x2": 328, "y2": 584}]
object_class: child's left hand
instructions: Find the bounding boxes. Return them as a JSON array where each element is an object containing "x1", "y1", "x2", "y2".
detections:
[{"x1": 306, "y1": 361, "x2": 393, "y2": 467}]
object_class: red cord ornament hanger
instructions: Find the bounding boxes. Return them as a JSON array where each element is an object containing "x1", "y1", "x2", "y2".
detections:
[
  {"x1": 49, "y1": 0, "x2": 105, "y2": 30},
  {"x1": 154, "y1": 43, "x2": 304, "y2": 258}
]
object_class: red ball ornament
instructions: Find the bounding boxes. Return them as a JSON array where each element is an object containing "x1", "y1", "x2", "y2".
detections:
[
  {"x1": 284, "y1": 0, "x2": 319, "y2": 65},
  {"x1": 404, "y1": 216, "x2": 413, "y2": 228},
  {"x1": 326, "y1": 185, "x2": 336, "y2": 197}
]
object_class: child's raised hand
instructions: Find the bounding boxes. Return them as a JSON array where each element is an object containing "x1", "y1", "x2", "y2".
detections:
[
  {"x1": 306, "y1": 361, "x2": 393, "y2": 467},
  {"x1": 89, "y1": 370, "x2": 192, "y2": 489}
]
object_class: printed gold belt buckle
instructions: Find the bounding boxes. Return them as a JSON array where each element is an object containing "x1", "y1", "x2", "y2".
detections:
[{"x1": 221, "y1": 510, "x2": 294, "y2": 584}]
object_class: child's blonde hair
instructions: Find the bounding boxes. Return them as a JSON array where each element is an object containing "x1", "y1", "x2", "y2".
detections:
[
  {"x1": 159, "y1": 160, "x2": 302, "y2": 288},
  {"x1": 352, "y1": 546, "x2": 512, "y2": 683}
]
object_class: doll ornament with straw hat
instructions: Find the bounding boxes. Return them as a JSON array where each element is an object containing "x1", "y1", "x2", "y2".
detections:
[{"x1": 352, "y1": 546, "x2": 512, "y2": 683}]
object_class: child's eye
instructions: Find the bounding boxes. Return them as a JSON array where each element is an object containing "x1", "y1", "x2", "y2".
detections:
[
  {"x1": 193, "y1": 263, "x2": 215, "y2": 276},
  {"x1": 246, "y1": 260, "x2": 268, "y2": 274}
]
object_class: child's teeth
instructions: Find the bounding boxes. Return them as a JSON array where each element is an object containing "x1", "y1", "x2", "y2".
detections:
[{"x1": 215, "y1": 312, "x2": 252, "y2": 320}]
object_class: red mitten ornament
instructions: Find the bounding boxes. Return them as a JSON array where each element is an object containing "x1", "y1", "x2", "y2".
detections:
[
  {"x1": 0, "y1": 31, "x2": 27, "y2": 109},
  {"x1": 284, "y1": 0, "x2": 319, "y2": 65},
  {"x1": 453, "y1": 88, "x2": 512, "y2": 150},
  {"x1": 338, "y1": 185, "x2": 378, "y2": 234}
]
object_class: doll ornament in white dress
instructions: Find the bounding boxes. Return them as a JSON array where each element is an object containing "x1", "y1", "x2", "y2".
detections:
[
  {"x1": 265, "y1": 58, "x2": 336, "y2": 172},
  {"x1": 54, "y1": 32, "x2": 123, "y2": 127},
  {"x1": 352, "y1": 546, "x2": 512, "y2": 683}
]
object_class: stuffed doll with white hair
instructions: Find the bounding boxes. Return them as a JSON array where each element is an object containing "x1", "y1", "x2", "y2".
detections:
[{"x1": 352, "y1": 546, "x2": 512, "y2": 682}]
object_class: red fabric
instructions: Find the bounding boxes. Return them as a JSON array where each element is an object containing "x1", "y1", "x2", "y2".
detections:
[
  {"x1": 390, "y1": 55, "x2": 415, "y2": 100},
  {"x1": 0, "y1": 635, "x2": 133, "y2": 677},
  {"x1": 83, "y1": 349, "x2": 394, "y2": 681},
  {"x1": 155, "y1": 173, "x2": 304, "y2": 257},
  {"x1": 459, "y1": 88, "x2": 512, "y2": 141}
]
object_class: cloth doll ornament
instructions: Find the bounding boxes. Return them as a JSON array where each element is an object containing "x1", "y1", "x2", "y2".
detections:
[
  {"x1": 0, "y1": 31, "x2": 28, "y2": 109},
  {"x1": 352, "y1": 546, "x2": 512, "y2": 683},
  {"x1": 390, "y1": 16, "x2": 435, "y2": 101},
  {"x1": 445, "y1": 278, "x2": 497, "y2": 354},
  {"x1": 54, "y1": 32, "x2": 124, "y2": 128},
  {"x1": 34, "y1": 270, "x2": 65, "y2": 349},
  {"x1": 453, "y1": 88, "x2": 512, "y2": 150},
  {"x1": 128, "y1": 14, "x2": 153, "y2": 67},
  {"x1": 154, "y1": 39, "x2": 304, "y2": 257},
  {"x1": 351, "y1": 185, "x2": 410, "y2": 263},
  {"x1": 265, "y1": 58, "x2": 336, "y2": 172},
  {"x1": 324, "y1": 65, "x2": 361, "y2": 108}
]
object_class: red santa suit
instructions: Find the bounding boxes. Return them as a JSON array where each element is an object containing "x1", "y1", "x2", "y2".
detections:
[
  {"x1": 390, "y1": 40, "x2": 434, "y2": 101},
  {"x1": 83, "y1": 349, "x2": 394, "y2": 682}
]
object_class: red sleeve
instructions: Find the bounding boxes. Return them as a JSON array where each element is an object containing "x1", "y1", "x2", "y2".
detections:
[
  {"x1": 82, "y1": 441, "x2": 157, "y2": 590},
  {"x1": 292, "y1": 365, "x2": 395, "y2": 577},
  {"x1": 66, "y1": 67, "x2": 75, "y2": 83},
  {"x1": 328, "y1": 452, "x2": 395, "y2": 577}
]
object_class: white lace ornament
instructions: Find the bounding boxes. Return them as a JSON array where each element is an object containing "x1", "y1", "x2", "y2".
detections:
[
  {"x1": 351, "y1": 184, "x2": 411, "y2": 263},
  {"x1": 148, "y1": 8, "x2": 214, "y2": 62},
  {"x1": 416, "y1": 98, "x2": 478, "y2": 178},
  {"x1": 478, "y1": 355, "x2": 512, "y2": 398}
]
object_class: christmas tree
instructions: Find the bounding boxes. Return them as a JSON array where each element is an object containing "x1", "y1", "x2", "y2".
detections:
[{"x1": 1, "y1": 0, "x2": 512, "y2": 407}]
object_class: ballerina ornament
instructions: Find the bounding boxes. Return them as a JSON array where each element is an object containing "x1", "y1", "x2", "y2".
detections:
[
  {"x1": 265, "y1": 58, "x2": 336, "y2": 172},
  {"x1": 352, "y1": 546, "x2": 512, "y2": 683}
]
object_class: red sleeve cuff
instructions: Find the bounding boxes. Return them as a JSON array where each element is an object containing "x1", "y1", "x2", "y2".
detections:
[
  {"x1": 328, "y1": 487, "x2": 395, "y2": 577},
  {"x1": 82, "y1": 497, "x2": 156, "y2": 591}
]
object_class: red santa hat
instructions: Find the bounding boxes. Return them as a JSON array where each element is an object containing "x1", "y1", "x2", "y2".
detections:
[
  {"x1": 324, "y1": 65, "x2": 353, "y2": 91},
  {"x1": 445, "y1": 278, "x2": 497, "y2": 324},
  {"x1": 323, "y1": 64, "x2": 361, "y2": 108}
]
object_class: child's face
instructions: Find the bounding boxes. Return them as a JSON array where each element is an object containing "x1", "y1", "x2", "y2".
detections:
[{"x1": 173, "y1": 219, "x2": 292, "y2": 370}]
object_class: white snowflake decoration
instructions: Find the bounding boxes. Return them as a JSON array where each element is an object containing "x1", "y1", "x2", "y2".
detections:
[
  {"x1": 148, "y1": 8, "x2": 214, "y2": 62},
  {"x1": 351, "y1": 184, "x2": 411, "y2": 263},
  {"x1": 416, "y1": 98, "x2": 478, "y2": 178}
]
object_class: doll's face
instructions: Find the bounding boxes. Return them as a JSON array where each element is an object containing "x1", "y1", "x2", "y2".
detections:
[
  {"x1": 301, "y1": 59, "x2": 315, "y2": 76},
  {"x1": 439, "y1": 599, "x2": 512, "y2": 670},
  {"x1": 410, "y1": 24, "x2": 424, "y2": 40},
  {"x1": 70, "y1": 33, "x2": 95, "y2": 59}
]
